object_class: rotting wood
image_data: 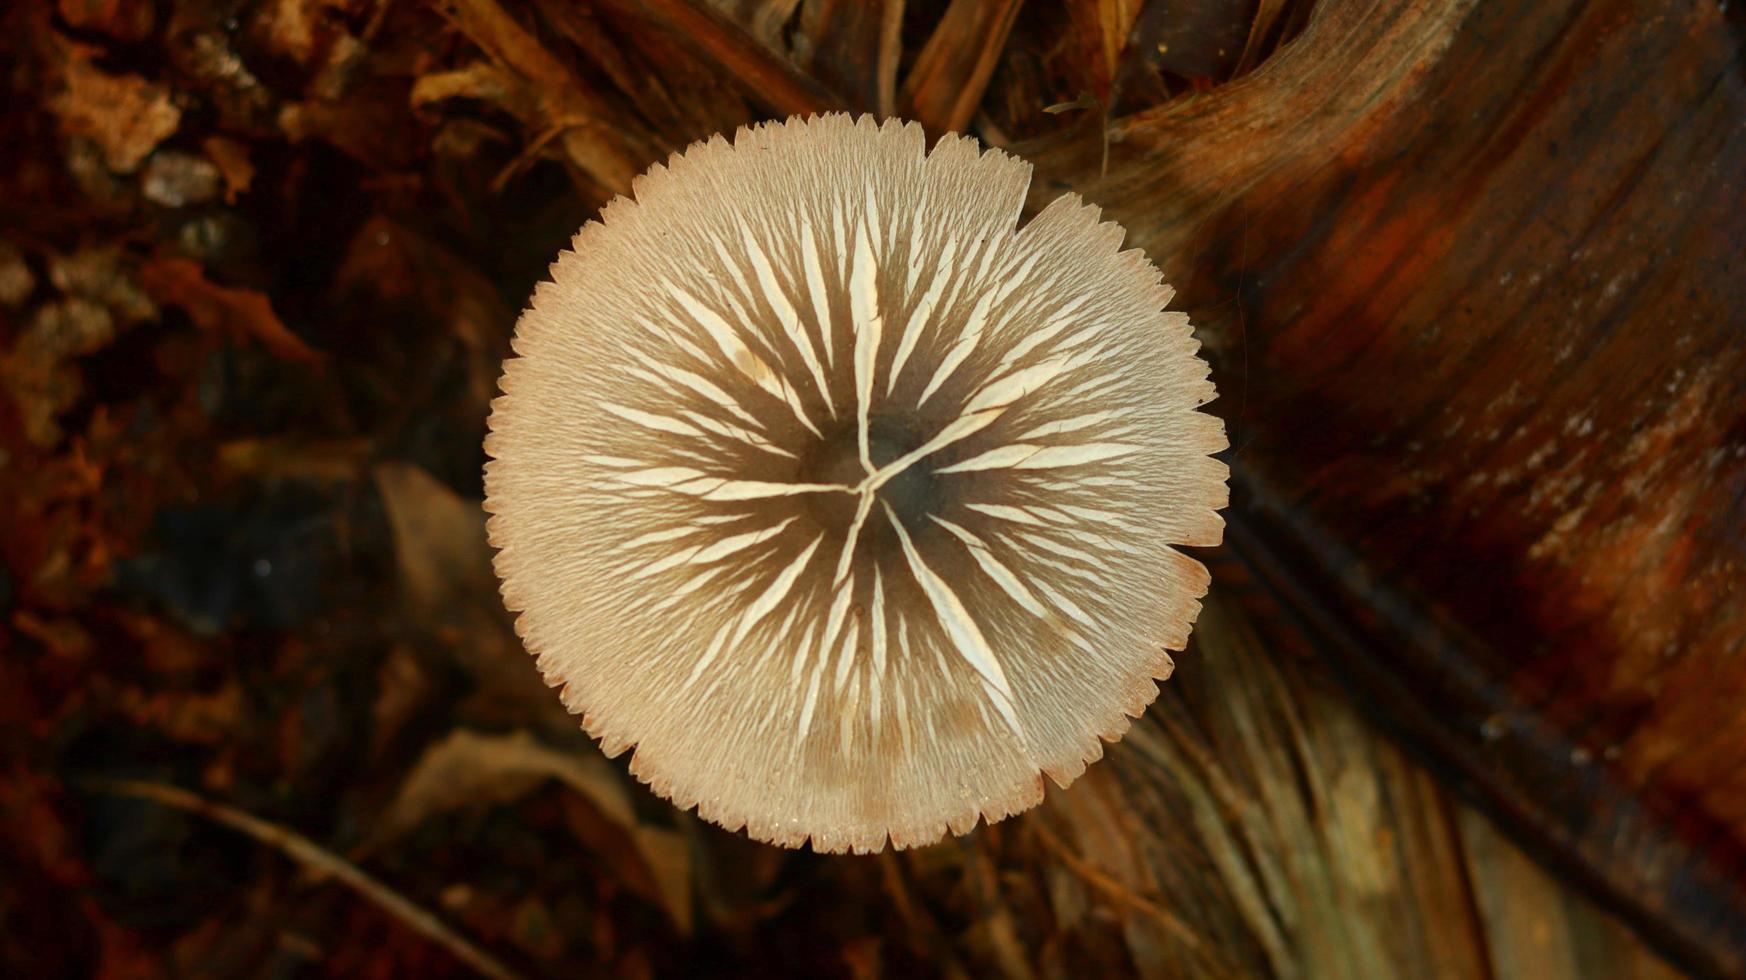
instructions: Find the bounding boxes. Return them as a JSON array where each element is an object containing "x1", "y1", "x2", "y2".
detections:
[
  {"x1": 900, "y1": 0, "x2": 1027, "y2": 135},
  {"x1": 1019, "y1": 0, "x2": 1746, "y2": 972}
]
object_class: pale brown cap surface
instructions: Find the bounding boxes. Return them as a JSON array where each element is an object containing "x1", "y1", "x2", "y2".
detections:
[{"x1": 485, "y1": 114, "x2": 1227, "y2": 853}]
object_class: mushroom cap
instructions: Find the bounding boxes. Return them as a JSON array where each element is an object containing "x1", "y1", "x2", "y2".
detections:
[{"x1": 485, "y1": 114, "x2": 1228, "y2": 853}]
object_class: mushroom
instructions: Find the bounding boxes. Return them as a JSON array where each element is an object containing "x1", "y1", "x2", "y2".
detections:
[{"x1": 485, "y1": 114, "x2": 1227, "y2": 853}]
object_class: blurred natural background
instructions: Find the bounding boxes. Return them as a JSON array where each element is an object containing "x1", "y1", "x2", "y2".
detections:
[{"x1": 2, "y1": 0, "x2": 1743, "y2": 977}]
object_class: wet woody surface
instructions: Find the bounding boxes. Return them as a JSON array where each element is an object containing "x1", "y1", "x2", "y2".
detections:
[
  {"x1": 2, "y1": 0, "x2": 1742, "y2": 975},
  {"x1": 1020, "y1": 0, "x2": 1746, "y2": 971}
]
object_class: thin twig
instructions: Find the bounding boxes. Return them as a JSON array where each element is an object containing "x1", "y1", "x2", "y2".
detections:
[
  {"x1": 874, "y1": 0, "x2": 905, "y2": 118},
  {"x1": 1042, "y1": 93, "x2": 1111, "y2": 177},
  {"x1": 610, "y1": 0, "x2": 848, "y2": 117},
  {"x1": 1030, "y1": 821, "x2": 1218, "y2": 961},
  {"x1": 434, "y1": 0, "x2": 648, "y2": 193},
  {"x1": 85, "y1": 778, "x2": 527, "y2": 980}
]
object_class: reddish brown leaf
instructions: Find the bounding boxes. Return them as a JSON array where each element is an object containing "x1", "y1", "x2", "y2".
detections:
[
  {"x1": 138, "y1": 257, "x2": 325, "y2": 364},
  {"x1": 47, "y1": 40, "x2": 180, "y2": 173}
]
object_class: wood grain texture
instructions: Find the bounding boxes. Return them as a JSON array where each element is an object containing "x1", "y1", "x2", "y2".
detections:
[
  {"x1": 611, "y1": 0, "x2": 848, "y2": 117},
  {"x1": 797, "y1": 0, "x2": 904, "y2": 116},
  {"x1": 5, "y1": 0, "x2": 1737, "y2": 973},
  {"x1": 900, "y1": 0, "x2": 1027, "y2": 135},
  {"x1": 899, "y1": 572, "x2": 1687, "y2": 979},
  {"x1": 1022, "y1": 0, "x2": 1746, "y2": 972}
]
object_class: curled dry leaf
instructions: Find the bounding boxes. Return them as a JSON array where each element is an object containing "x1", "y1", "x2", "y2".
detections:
[
  {"x1": 1, "y1": 297, "x2": 118, "y2": 446},
  {"x1": 0, "y1": 242, "x2": 35, "y2": 307},
  {"x1": 48, "y1": 246, "x2": 157, "y2": 325},
  {"x1": 56, "y1": 0, "x2": 155, "y2": 44},
  {"x1": 372, "y1": 462, "x2": 581, "y2": 720},
  {"x1": 48, "y1": 41, "x2": 181, "y2": 173},
  {"x1": 377, "y1": 728, "x2": 692, "y2": 932},
  {"x1": 138, "y1": 256, "x2": 325, "y2": 364},
  {"x1": 485, "y1": 114, "x2": 1228, "y2": 853},
  {"x1": 200, "y1": 136, "x2": 256, "y2": 204},
  {"x1": 374, "y1": 462, "x2": 497, "y2": 615}
]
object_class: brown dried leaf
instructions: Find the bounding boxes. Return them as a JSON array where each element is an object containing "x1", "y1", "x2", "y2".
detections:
[
  {"x1": 378, "y1": 729, "x2": 633, "y2": 836},
  {"x1": 113, "y1": 679, "x2": 246, "y2": 745},
  {"x1": 377, "y1": 729, "x2": 693, "y2": 931},
  {"x1": 48, "y1": 246, "x2": 156, "y2": 324},
  {"x1": 1124, "y1": 0, "x2": 1256, "y2": 83},
  {"x1": 372, "y1": 462, "x2": 495, "y2": 614},
  {"x1": 57, "y1": 0, "x2": 154, "y2": 43},
  {"x1": 277, "y1": 88, "x2": 419, "y2": 171},
  {"x1": 371, "y1": 462, "x2": 563, "y2": 723},
  {"x1": 1, "y1": 297, "x2": 116, "y2": 445},
  {"x1": 13, "y1": 296, "x2": 117, "y2": 362},
  {"x1": 337, "y1": 218, "x2": 510, "y2": 423},
  {"x1": 253, "y1": 0, "x2": 350, "y2": 67},
  {"x1": 217, "y1": 436, "x2": 370, "y2": 485},
  {"x1": 602, "y1": 0, "x2": 844, "y2": 118},
  {"x1": 437, "y1": 0, "x2": 651, "y2": 193},
  {"x1": 1095, "y1": 0, "x2": 1144, "y2": 79},
  {"x1": 138, "y1": 256, "x2": 325, "y2": 364},
  {"x1": 410, "y1": 61, "x2": 528, "y2": 116},
  {"x1": 714, "y1": 0, "x2": 802, "y2": 51},
  {"x1": 0, "y1": 242, "x2": 35, "y2": 308},
  {"x1": 140, "y1": 151, "x2": 223, "y2": 207},
  {"x1": 200, "y1": 137, "x2": 256, "y2": 204},
  {"x1": 49, "y1": 41, "x2": 180, "y2": 173}
]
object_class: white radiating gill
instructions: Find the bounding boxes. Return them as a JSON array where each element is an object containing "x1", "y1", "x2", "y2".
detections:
[
  {"x1": 993, "y1": 294, "x2": 1092, "y2": 371},
  {"x1": 1010, "y1": 519, "x2": 1099, "y2": 558},
  {"x1": 901, "y1": 184, "x2": 932, "y2": 298},
  {"x1": 726, "y1": 533, "x2": 824, "y2": 647},
  {"x1": 917, "y1": 291, "x2": 994, "y2": 407},
  {"x1": 647, "y1": 563, "x2": 728, "y2": 614},
  {"x1": 936, "y1": 441, "x2": 1141, "y2": 475},
  {"x1": 829, "y1": 205, "x2": 848, "y2": 266},
  {"x1": 748, "y1": 602, "x2": 805, "y2": 672},
  {"x1": 600, "y1": 400, "x2": 792, "y2": 462},
  {"x1": 609, "y1": 466, "x2": 858, "y2": 501},
  {"x1": 851, "y1": 349, "x2": 1073, "y2": 500},
  {"x1": 662, "y1": 280, "x2": 823, "y2": 439},
  {"x1": 737, "y1": 217, "x2": 835, "y2": 417},
  {"x1": 831, "y1": 617, "x2": 860, "y2": 695},
  {"x1": 900, "y1": 217, "x2": 1008, "y2": 407},
  {"x1": 862, "y1": 185, "x2": 884, "y2": 261},
  {"x1": 883, "y1": 501, "x2": 1026, "y2": 740},
  {"x1": 634, "y1": 154, "x2": 1151, "y2": 762},
  {"x1": 930, "y1": 515, "x2": 1115, "y2": 652},
  {"x1": 795, "y1": 569, "x2": 855, "y2": 741},
  {"x1": 686, "y1": 516, "x2": 797, "y2": 564},
  {"x1": 963, "y1": 501, "x2": 1047, "y2": 526},
  {"x1": 788, "y1": 620, "x2": 819, "y2": 688},
  {"x1": 820, "y1": 571, "x2": 855, "y2": 659},
  {"x1": 868, "y1": 567, "x2": 888, "y2": 691},
  {"x1": 621, "y1": 350, "x2": 771, "y2": 435},
  {"x1": 673, "y1": 408, "x2": 797, "y2": 459},
  {"x1": 1012, "y1": 408, "x2": 1127, "y2": 441},
  {"x1": 834, "y1": 490, "x2": 877, "y2": 585},
  {"x1": 598, "y1": 401, "x2": 705, "y2": 440},
  {"x1": 796, "y1": 645, "x2": 827, "y2": 742},
  {"x1": 1011, "y1": 539, "x2": 1109, "y2": 590},
  {"x1": 887, "y1": 235, "x2": 958, "y2": 395},
  {"x1": 850, "y1": 220, "x2": 882, "y2": 477},
  {"x1": 628, "y1": 516, "x2": 795, "y2": 583},
  {"x1": 928, "y1": 515, "x2": 1050, "y2": 619},
  {"x1": 681, "y1": 621, "x2": 735, "y2": 691},
  {"x1": 617, "y1": 525, "x2": 704, "y2": 552},
  {"x1": 798, "y1": 218, "x2": 836, "y2": 367}
]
